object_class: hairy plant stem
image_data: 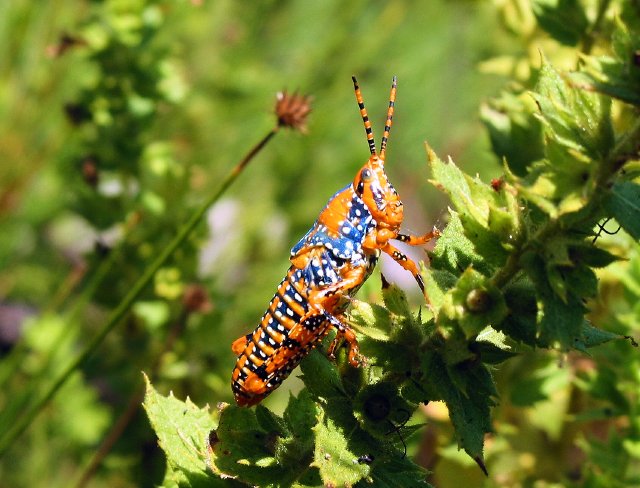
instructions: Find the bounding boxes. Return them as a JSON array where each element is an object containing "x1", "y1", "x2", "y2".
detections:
[
  {"x1": 490, "y1": 115, "x2": 640, "y2": 291},
  {"x1": 0, "y1": 126, "x2": 280, "y2": 457}
]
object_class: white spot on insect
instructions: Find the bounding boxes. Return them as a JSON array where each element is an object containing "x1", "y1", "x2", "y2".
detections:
[
  {"x1": 342, "y1": 226, "x2": 351, "y2": 234},
  {"x1": 286, "y1": 308, "x2": 294, "y2": 317},
  {"x1": 294, "y1": 292, "x2": 303, "y2": 302}
]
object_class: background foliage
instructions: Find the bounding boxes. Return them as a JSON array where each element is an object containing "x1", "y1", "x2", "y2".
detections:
[{"x1": 0, "y1": 0, "x2": 639, "y2": 487}]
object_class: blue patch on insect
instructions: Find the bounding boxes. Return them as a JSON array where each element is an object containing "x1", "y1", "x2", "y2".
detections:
[
  {"x1": 290, "y1": 186, "x2": 375, "y2": 262},
  {"x1": 302, "y1": 251, "x2": 340, "y2": 286}
]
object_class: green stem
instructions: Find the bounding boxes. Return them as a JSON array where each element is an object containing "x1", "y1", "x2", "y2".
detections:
[
  {"x1": 0, "y1": 214, "x2": 136, "y2": 392},
  {"x1": 490, "y1": 115, "x2": 640, "y2": 290},
  {"x1": 0, "y1": 127, "x2": 279, "y2": 457},
  {"x1": 73, "y1": 308, "x2": 190, "y2": 488}
]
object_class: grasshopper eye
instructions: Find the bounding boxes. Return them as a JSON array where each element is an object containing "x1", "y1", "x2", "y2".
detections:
[{"x1": 356, "y1": 168, "x2": 372, "y2": 195}]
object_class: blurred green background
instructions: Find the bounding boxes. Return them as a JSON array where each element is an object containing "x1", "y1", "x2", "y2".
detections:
[{"x1": 4, "y1": 1, "x2": 633, "y2": 487}]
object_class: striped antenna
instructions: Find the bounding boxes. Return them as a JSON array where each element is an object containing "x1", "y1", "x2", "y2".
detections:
[
  {"x1": 379, "y1": 76, "x2": 397, "y2": 159},
  {"x1": 352, "y1": 76, "x2": 377, "y2": 156}
]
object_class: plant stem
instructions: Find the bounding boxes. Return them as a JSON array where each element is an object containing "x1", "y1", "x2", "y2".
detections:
[
  {"x1": 0, "y1": 127, "x2": 280, "y2": 457},
  {"x1": 490, "y1": 115, "x2": 640, "y2": 291},
  {"x1": 73, "y1": 307, "x2": 190, "y2": 488}
]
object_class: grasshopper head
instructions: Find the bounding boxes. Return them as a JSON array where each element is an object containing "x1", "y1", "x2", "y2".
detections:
[
  {"x1": 351, "y1": 76, "x2": 403, "y2": 230},
  {"x1": 354, "y1": 154, "x2": 403, "y2": 229}
]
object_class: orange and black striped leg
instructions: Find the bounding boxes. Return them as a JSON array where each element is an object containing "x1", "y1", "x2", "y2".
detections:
[
  {"x1": 395, "y1": 227, "x2": 441, "y2": 246},
  {"x1": 325, "y1": 313, "x2": 362, "y2": 367},
  {"x1": 307, "y1": 265, "x2": 368, "y2": 306},
  {"x1": 380, "y1": 242, "x2": 431, "y2": 306}
]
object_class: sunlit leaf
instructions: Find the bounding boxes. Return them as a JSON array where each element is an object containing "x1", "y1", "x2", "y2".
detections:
[
  {"x1": 312, "y1": 414, "x2": 369, "y2": 487},
  {"x1": 142, "y1": 376, "x2": 229, "y2": 487},
  {"x1": 571, "y1": 19, "x2": 640, "y2": 105}
]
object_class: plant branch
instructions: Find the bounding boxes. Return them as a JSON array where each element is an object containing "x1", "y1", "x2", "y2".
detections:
[
  {"x1": 0, "y1": 126, "x2": 281, "y2": 457},
  {"x1": 491, "y1": 115, "x2": 640, "y2": 291}
]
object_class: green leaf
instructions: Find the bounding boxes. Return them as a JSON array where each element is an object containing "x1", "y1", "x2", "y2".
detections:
[
  {"x1": 473, "y1": 340, "x2": 518, "y2": 364},
  {"x1": 573, "y1": 321, "x2": 622, "y2": 352},
  {"x1": 300, "y1": 351, "x2": 361, "y2": 437},
  {"x1": 427, "y1": 147, "x2": 516, "y2": 270},
  {"x1": 571, "y1": 19, "x2": 640, "y2": 105},
  {"x1": 349, "y1": 300, "x2": 393, "y2": 341},
  {"x1": 368, "y1": 456, "x2": 432, "y2": 487},
  {"x1": 381, "y1": 283, "x2": 426, "y2": 348},
  {"x1": 255, "y1": 404, "x2": 288, "y2": 436},
  {"x1": 535, "y1": 60, "x2": 614, "y2": 159},
  {"x1": 312, "y1": 414, "x2": 370, "y2": 487},
  {"x1": 532, "y1": 0, "x2": 589, "y2": 46},
  {"x1": 428, "y1": 148, "x2": 490, "y2": 226},
  {"x1": 359, "y1": 336, "x2": 416, "y2": 379},
  {"x1": 529, "y1": 58, "x2": 614, "y2": 215},
  {"x1": 474, "y1": 327, "x2": 519, "y2": 364},
  {"x1": 522, "y1": 250, "x2": 587, "y2": 349},
  {"x1": 427, "y1": 211, "x2": 485, "y2": 276},
  {"x1": 283, "y1": 389, "x2": 319, "y2": 443},
  {"x1": 274, "y1": 391, "x2": 319, "y2": 479},
  {"x1": 480, "y1": 91, "x2": 544, "y2": 176},
  {"x1": 563, "y1": 264, "x2": 599, "y2": 299},
  {"x1": 142, "y1": 375, "x2": 229, "y2": 487},
  {"x1": 382, "y1": 281, "x2": 413, "y2": 319},
  {"x1": 538, "y1": 287, "x2": 585, "y2": 349},
  {"x1": 500, "y1": 279, "x2": 539, "y2": 345},
  {"x1": 569, "y1": 242, "x2": 621, "y2": 268},
  {"x1": 208, "y1": 404, "x2": 284, "y2": 484},
  {"x1": 420, "y1": 352, "x2": 495, "y2": 463},
  {"x1": 299, "y1": 349, "x2": 346, "y2": 402},
  {"x1": 351, "y1": 285, "x2": 425, "y2": 378},
  {"x1": 605, "y1": 181, "x2": 640, "y2": 239}
]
